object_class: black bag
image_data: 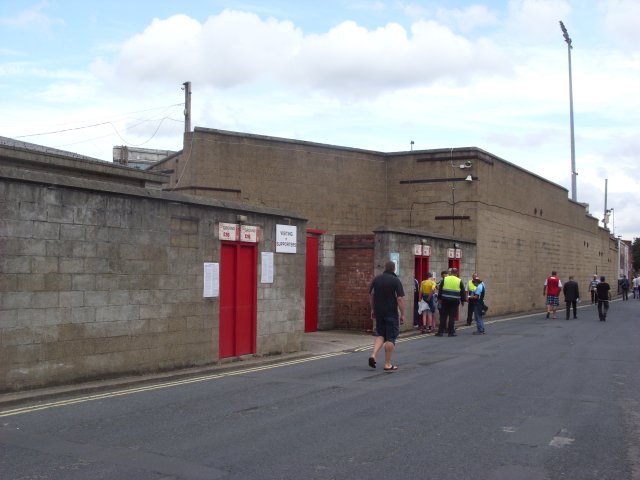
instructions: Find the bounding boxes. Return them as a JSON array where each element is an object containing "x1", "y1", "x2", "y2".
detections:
[{"x1": 481, "y1": 303, "x2": 489, "y2": 313}]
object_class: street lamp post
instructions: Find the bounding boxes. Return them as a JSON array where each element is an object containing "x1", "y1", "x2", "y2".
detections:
[{"x1": 559, "y1": 20, "x2": 577, "y2": 202}]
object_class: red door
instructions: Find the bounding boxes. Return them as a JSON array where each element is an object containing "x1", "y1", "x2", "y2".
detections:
[
  {"x1": 448, "y1": 258, "x2": 460, "y2": 273},
  {"x1": 219, "y1": 242, "x2": 257, "y2": 358},
  {"x1": 305, "y1": 234, "x2": 320, "y2": 332},
  {"x1": 414, "y1": 256, "x2": 430, "y2": 282}
]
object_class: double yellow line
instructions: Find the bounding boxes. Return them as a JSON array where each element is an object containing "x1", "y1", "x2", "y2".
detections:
[{"x1": 0, "y1": 352, "x2": 347, "y2": 418}]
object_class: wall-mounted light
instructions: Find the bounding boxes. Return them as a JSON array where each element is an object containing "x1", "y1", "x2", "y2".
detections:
[
  {"x1": 465, "y1": 175, "x2": 473, "y2": 182},
  {"x1": 236, "y1": 214, "x2": 248, "y2": 223}
]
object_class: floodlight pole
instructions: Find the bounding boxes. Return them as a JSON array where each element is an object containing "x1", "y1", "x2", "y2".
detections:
[{"x1": 559, "y1": 21, "x2": 576, "y2": 202}]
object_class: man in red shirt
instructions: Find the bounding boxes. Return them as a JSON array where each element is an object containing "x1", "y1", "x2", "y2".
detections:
[{"x1": 543, "y1": 271, "x2": 563, "y2": 319}]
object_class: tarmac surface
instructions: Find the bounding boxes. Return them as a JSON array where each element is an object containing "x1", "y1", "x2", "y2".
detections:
[
  {"x1": 0, "y1": 328, "x2": 378, "y2": 408},
  {"x1": 0, "y1": 302, "x2": 618, "y2": 408}
]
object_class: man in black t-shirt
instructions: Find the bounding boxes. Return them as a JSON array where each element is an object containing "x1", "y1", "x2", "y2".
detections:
[
  {"x1": 368, "y1": 261, "x2": 405, "y2": 372},
  {"x1": 595, "y1": 276, "x2": 611, "y2": 321}
]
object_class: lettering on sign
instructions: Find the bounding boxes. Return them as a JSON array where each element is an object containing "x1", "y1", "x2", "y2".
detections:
[
  {"x1": 276, "y1": 224, "x2": 297, "y2": 253},
  {"x1": 240, "y1": 225, "x2": 259, "y2": 243},
  {"x1": 447, "y1": 248, "x2": 455, "y2": 258},
  {"x1": 455, "y1": 248, "x2": 462, "y2": 259},
  {"x1": 422, "y1": 245, "x2": 431, "y2": 256},
  {"x1": 413, "y1": 245, "x2": 422, "y2": 256},
  {"x1": 219, "y1": 222, "x2": 239, "y2": 241}
]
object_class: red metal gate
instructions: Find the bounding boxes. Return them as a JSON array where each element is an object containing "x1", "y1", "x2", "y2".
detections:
[
  {"x1": 219, "y1": 242, "x2": 257, "y2": 358},
  {"x1": 305, "y1": 232, "x2": 321, "y2": 332}
]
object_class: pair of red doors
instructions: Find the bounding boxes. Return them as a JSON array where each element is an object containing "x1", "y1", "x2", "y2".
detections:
[{"x1": 219, "y1": 242, "x2": 257, "y2": 358}]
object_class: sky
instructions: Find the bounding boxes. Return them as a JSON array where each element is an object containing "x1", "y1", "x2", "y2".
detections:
[{"x1": 1, "y1": 0, "x2": 638, "y2": 240}]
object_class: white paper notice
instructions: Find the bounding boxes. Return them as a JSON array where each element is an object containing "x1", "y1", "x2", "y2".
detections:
[
  {"x1": 261, "y1": 252, "x2": 274, "y2": 283},
  {"x1": 203, "y1": 262, "x2": 219, "y2": 297}
]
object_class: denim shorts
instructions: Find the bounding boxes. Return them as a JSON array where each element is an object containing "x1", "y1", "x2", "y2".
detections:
[{"x1": 375, "y1": 315, "x2": 399, "y2": 344}]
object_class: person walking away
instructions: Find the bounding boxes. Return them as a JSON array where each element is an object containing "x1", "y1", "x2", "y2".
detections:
[
  {"x1": 419, "y1": 273, "x2": 437, "y2": 333},
  {"x1": 620, "y1": 275, "x2": 629, "y2": 301},
  {"x1": 436, "y1": 268, "x2": 466, "y2": 337},
  {"x1": 589, "y1": 275, "x2": 599, "y2": 304},
  {"x1": 595, "y1": 276, "x2": 611, "y2": 321},
  {"x1": 543, "y1": 271, "x2": 562, "y2": 319},
  {"x1": 471, "y1": 277, "x2": 486, "y2": 334},
  {"x1": 563, "y1": 276, "x2": 580, "y2": 320},
  {"x1": 368, "y1": 261, "x2": 405, "y2": 372},
  {"x1": 466, "y1": 272, "x2": 479, "y2": 326}
]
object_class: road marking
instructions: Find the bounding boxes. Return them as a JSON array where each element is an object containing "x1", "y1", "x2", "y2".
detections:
[{"x1": 0, "y1": 351, "x2": 347, "y2": 418}]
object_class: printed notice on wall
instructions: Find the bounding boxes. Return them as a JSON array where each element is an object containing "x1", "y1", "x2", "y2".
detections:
[
  {"x1": 261, "y1": 252, "x2": 274, "y2": 283},
  {"x1": 390, "y1": 252, "x2": 400, "y2": 276},
  {"x1": 276, "y1": 224, "x2": 297, "y2": 253},
  {"x1": 203, "y1": 262, "x2": 219, "y2": 297}
]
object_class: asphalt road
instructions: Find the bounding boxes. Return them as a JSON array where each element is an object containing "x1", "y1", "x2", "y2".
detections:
[{"x1": 1, "y1": 299, "x2": 639, "y2": 480}]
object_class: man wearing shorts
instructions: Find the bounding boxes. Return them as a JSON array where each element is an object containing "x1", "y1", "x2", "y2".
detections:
[
  {"x1": 543, "y1": 271, "x2": 562, "y2": 319},
  {"x1": 419, "y1": 273, "x2": 437, "y2": 333},
  {"x1": 368, "y1": 261, "x2": 405, "y2": 372}
]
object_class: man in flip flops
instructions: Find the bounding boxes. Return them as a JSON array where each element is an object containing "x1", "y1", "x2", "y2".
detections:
[{"x1": 368, "y1": 260, "x2": 405, "y2": 372}]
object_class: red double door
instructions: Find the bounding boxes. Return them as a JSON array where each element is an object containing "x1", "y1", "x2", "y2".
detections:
[{"x1": 219, "y1": 242, "x2": 257, "y2": 358}]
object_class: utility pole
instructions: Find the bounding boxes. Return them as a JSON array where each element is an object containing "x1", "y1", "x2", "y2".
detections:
[
  {"x1": 603, "y1": 178, "x2": 609, "y2": 229},
  {"x1": 182, "y1": 81, "x2": 192, "y2": 133},
  {"x1": 559, "y1": 21, "x2": 577, "y2": 202}
]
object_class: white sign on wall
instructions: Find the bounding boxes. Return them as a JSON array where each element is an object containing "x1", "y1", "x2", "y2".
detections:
[
  {"x1": 203, "y1": 262, "x2": 219, "y2": 297},
  {"x1": 219, "y1": 223, "x2": 239, "y2": 241},
  {"x1": 240, "y1": 225, "x2": 259, "y2": 243},
  {"x1": 261, "y1": 252, "x2": 274, "y2": 283},
  {"x1": 390, "y1": 252, "x2": 400, "y2": 275},
  {"x1": 276, "y1": 224, "x2": 297, "y2": 253}
]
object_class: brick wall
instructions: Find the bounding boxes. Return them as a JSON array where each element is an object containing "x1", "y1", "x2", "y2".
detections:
[{"x1": 334, "y1": 235, "x2": 374, "y2": 330}]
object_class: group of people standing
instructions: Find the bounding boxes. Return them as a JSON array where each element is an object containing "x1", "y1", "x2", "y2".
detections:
[
  {"x1": 366, "y1": 262, "x2": 487, "y2": 373},
  {"x1": 618, "y1": 274, "x2": 640, "y2": 301},
  {"x1": 545, "y1": 272, "x2": 612, "y2": 321},
  {"x1": 415, "y1": 269, "x2": 487, "y2": 337}
]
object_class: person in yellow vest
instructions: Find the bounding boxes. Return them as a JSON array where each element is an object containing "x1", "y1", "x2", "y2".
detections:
[
  {"x1": 435, "y1": 268, "x2": 466, "y2": 337},
  {"x1": 465, "y1": 272, "x2": 479, "y2": 326},
  {"x1": 419, "y1": 273, "x2": 437, "y2": 333}
]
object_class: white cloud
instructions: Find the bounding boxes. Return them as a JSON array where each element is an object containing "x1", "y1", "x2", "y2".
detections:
[
  {"x1": 435, "y1": 5, "x2": 499, "y2": 32},
  {"x1": 93, "y1": 10, "x2": 511, "y2": 98}
]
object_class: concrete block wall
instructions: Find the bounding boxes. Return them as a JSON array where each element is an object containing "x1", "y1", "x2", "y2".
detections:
[
  {"x1": 317, "y1": 234, "x2": 336, "y2": 330},
  {"x1": 476, "y1": 207, "x2": 617, "y2": 315},
  {"x1": 0, "y1": 173, "x2": 306, "y2": 392},
  {"x1": 257, "y1": 226, "x2": 306, "y2": 354},
  {"x1": 156, "y1": 129, "x2": 389, "y2": 234}
]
